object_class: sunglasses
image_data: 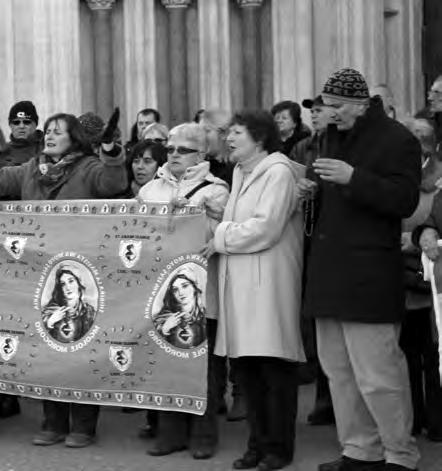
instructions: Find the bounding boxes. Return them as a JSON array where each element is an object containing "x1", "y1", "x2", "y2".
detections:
[
  {"x1": 145, "y1": 138, "x2": 166, "y2": 144},
  {"x1": 11, "y1": 119, "x2": 32, "y2": 126},
  {"x1": 166, "y1": 146, "x2": 198, "y2": 155}
]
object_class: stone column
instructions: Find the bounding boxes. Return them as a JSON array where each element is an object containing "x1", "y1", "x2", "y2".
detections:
[
  {"x1": 237, "y1": 0, "x2": 263, "y2": 108},
  {"x1": 162, "y1": 0, "x2": 192, "y2": 126},
  {"x1": 87, "y1": 0, "x2": 116, "y2": 119},
  {"x1": 198, "y1": 0, "x2": 231, "y2": 111}
]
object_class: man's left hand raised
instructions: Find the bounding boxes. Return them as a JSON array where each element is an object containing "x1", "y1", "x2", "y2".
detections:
[{"x1": 313, "y1": 158, "x2": 354, "y2": 185}]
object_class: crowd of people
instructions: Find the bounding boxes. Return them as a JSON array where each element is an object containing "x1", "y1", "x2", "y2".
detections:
[{"x1": 0, "y1": 66, "x2": 442, "y2": 471}]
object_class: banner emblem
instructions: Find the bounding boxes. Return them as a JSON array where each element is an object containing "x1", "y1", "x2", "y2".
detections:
[
  {"x1": 0, "y1": 335, "x2": 18, "y2": 361},
  {"x1": 115, "y1": 393, "x2": 123, "y2": 402},
  {"x1": 119, "y1": 240, "x2": 142, "y2": 269},
  {"x1": 154, "y1": 395, "x2": 162, "y2": 405},
  {"x1": 176, "y1": 397, "x2": 183, "y2": 407},
  {"x1": 109, "y1": 346, "x2": 132, "y2": 372},
  {"x1": 17, "y1": 385, "x2": 25, "y2": 393},
  {"x1": 54, "y1": 389, "x2": 61, "y2": 397},
  {"x1": 94, "y1": 392, "x2": 102, "y2": 400},
  {"x1": 4, "y1": 236, "x2": 27, "y2": 260},
  {"x1": 74, "y1": 391, "x2": 82, "y2": 399},
  {"x1": 136, "y1": 394, "x2": 144, "y2": 404}
]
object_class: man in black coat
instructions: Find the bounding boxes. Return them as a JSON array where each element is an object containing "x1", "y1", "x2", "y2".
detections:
[{"x1": 304, "y1": 68, "x2": 421, "y2": 471}]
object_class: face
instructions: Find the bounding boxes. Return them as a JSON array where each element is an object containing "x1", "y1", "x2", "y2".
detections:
[
  {"x1": 43, "y1": 119, "x2": 72, "y2": 158},
  {"x1": 143, "y1": 128, "x2": 167, "y2": 145},
  {"x1": 274, "y1": 109, "x2": 295, "y2": 135},
  {"x1": 166, "y1": 135, "x2": 201, "y2": 178},
  {"x1": 226, "y1": 124, "x2": 258, "y2": 163},
  {"x1": 172, "y1": 277, "x2": 196, "y2": 312},
  {"x1": 132, "y1": 149, "x2": 158, "y2": 186},
  {"x1": 428, "y1": 79, "x2": 442, "y2": 113},
  {"x1": 311, "y1": 105, "x2": 335, "y2": 132},
  {"x1": 201, "y1": 120, "x2": 223, "y2": 157},
  {"x1": 137, "y1": 113, "x2": 156, "y2": 139},
  {"x1": 60, "y1": 273, "x2": 80, "y2": 304},
  {"x1": 10, "y1": 118, "x2": 37, "y2": 140},
  {"x1": 322, "y1": 96, "x2": 365, "y2": 130}
]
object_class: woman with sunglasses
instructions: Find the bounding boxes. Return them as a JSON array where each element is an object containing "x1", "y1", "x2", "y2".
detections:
[{"x1": 138, "y1": 122, "x2": 229, "y2": 460}]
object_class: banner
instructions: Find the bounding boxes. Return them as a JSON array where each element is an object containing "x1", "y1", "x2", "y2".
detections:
[
  {"x1": 0, "y1": 200, "x2": 208, "y2": 415},
  {"x1": 422, "y1": 241, "x2": 442, "y2": 384}
]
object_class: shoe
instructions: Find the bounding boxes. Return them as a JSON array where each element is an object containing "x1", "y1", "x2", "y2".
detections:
[
  {"x1": 384, "y1": 465, "x2": 418, "y2": 471},
  {"x1": 307, "y1": 406, "x2": 335, "y2": 426},
  {"x1": 65, "y1": 433, "x2": 95, "y2": 448},
  {"x1": 257, "y1": 454, "x2": 289, "y2": 471},
  {"x1": 147, "y1": 443, "x2": 186, "y2": 456},
  {"x1": 192, "y1": 444, "x2": 215, "y2": 460},
  {"x1": 32, "y1": 430, "x2": 66, "y2": 446},
  {"x1": 227, "y1": 395, "x2": 247, "y2": 422},
  {"x1": 318, "y1": 456, "x2": 385, "y2": 471},
  {"x1": 233, "y1": 450, "x2": 262, "y2": 469},
  {"x1": 138, "y1": 424, "x2": 156, "y2": 439},
  {"x1": 0, "y1": 396, "x2": 20, "y2": 418}
]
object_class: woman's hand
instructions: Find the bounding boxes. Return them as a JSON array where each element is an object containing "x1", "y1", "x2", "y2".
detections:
[
  {"x1": 161, "y1": 312, "x2": 184, "y2": 335},
  {"x1": 297, "y1": 178, "x2": 318, "y2": 200},
  {"x1": 200, "y1": 239, "x2": 216, "y2": 259},
  {"x1": 46, "y1": 306, "x2": 69, "y2": 329},
  {"x1": 419, "y1": 227, "x2": 440, "y2": 261},
  {"x1": 170, "y1": 196, "x2": 189, "y2": 209},
  {"x1": 203, "y1": 198, "x2": 225, "y2": 221}
]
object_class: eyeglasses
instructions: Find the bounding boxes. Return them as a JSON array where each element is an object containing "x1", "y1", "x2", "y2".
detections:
[
  {"x1": 11, "y1": 119, "x2": 32, "y2": 126},
  {"x1": 145, "y1": 138, "x2": 166, "y2": 144},
  {"x1": 166, "y1": 146, "x2": 198, "y2": 155}
]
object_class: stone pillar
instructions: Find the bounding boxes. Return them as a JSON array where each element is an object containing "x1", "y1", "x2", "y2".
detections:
[
  {"x1": 237, "y1": 0, "x2": 263, "y2": 108},
  {"x1": 272, "y1": 0, "x2": 314, "y2": 113},
  {"x1": 198, "y1": 0, "x2": 231, "y2": 111},
  {"x1": 162, "y1": 0, "x2": 192, "y2": 126},
  {"x1": 87, "y1": 0, "x2": 116, "y2": 119}
]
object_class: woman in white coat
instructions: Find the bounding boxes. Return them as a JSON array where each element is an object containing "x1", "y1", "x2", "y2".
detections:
[{"x1": 202, "y1": 110, "x2": 305, "y2": 471}]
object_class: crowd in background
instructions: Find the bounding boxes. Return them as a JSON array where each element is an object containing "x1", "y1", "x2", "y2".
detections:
[{"x1": 0, "y1": 67, "x2": 442, "y2": 471}]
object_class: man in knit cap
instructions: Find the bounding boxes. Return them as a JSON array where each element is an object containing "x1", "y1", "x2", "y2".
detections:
[{"x1": 303, "y1": 68, "x2": 421, "y2": 471}]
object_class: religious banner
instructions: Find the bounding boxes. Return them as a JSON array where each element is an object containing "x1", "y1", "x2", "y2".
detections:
[
  {"x1": 0, "y1": 200, "x2": 208, "y2": 415},
  {"x1": 422, "y1": 241, "x2": 442, "y2": 383}
]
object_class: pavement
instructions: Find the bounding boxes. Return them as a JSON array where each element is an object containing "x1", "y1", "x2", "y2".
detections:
[{"x1": 0, "y1": 385, "x2": 441, "y2": 471}]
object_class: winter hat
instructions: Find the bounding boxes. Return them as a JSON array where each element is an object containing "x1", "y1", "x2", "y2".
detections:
[
  {"x1": 302, "y1": 95, "x2": 324, "y2": 109},
  {"x1": 78, "y1": 112, "x2": 105, "y2": 147},
  {"x1": 9, "y1": 101, "x2": 39, "y2": 124},
  {"x1": 321, "y1": 68, "x2": 369, "y2": 105}
]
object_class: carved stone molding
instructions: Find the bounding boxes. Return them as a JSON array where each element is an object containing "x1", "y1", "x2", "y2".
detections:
[
  {"x1": 161, "y1": 0, "x2": 192, "y2": 9},
  {"x1": 237, "y1": 0, "x2": 263, "y2": 8},
  {"x1": 86, "y1": 0, "x2": 116, "y2": 11}
]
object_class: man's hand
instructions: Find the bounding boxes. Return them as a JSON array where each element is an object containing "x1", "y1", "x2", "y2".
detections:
[
  {"x1": 313, "y1": 158, "x2": 354, "y2": 184},
  {"x1": 419, "y1": 227, "x2": 440, "y2": 261},
  {"x1": 297, "y1": 178, "x2": 318, "y2": 200}
]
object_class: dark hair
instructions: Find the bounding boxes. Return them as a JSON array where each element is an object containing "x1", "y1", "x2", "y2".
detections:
[
  {"x1": 230, "y1": 109, "x2": 281, "y2": 153},
  {"x1": 137, "y1": 108, "x2": 161, "y2": 123},
  {"x1": 193, "y1": 109, "x2": 205, "y2": 123},
  {"x1": 126, "y1": 140, "x2": 167, "y2": 182},
  {"x1": 43, "y1": 113, "x2": 92, "y2": 155},
  {"x1": 162, "y1": 273, "x2": 201, "y2": 313},
  {"x1": 49, "y1": 267, "x2": 85, "y2": 306},
  {"x1": 271, "y1": 100, "x2": 302, "y2": 129}
]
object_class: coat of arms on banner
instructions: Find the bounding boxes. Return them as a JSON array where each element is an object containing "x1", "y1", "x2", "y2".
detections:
[
  {"x1": 0, "y1": 334, "x2": 18, "y2": 361},
  {"x1": 109, "y1": 346, "x2": 132, "y2": 372},
  {"x1": 119, "y1": 240, "x2": 142, "y2": 269},
  {"x1": 3, "y1": 236, "x2": 27, "y2": 260}
]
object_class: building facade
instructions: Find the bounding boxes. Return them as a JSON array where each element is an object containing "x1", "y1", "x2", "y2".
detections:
[{"x1": 0, "y1": 0, "x2": 426, "y2": 138}]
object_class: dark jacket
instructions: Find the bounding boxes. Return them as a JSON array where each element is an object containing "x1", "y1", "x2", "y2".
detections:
[
  {"x1": 415, "y1": 107, "x2": 442, "y2": 147},
  {"x1": 280, "y1": 124, "x2": 311, "y2": 157},
  {"x1": 304, "y1": 97, "x2": 422, "y2": 323},
  {"x1": 412, "y1": 188, "x2": 442, "y2": 245}
]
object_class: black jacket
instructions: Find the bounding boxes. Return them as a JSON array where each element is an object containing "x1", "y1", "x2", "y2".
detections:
[{"x1": 304, "y1": 97, "x2": 422, "y2": 323}]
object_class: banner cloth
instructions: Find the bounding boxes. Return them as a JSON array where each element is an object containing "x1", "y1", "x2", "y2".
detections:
[
  {"x1": 422, "y1": 241, "x2": 442, "y2": 384},
  {"x1": 0, "y1": 200, "x2": 208, "y2": 415}
]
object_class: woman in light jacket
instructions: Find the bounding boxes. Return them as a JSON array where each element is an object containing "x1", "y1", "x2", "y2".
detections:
[{"x1": 203, "y1": 110, "x2": 305, "y2": 471}]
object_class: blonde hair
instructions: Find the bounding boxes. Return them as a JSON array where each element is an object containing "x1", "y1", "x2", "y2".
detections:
[
  {"x1": 169, "y1": 122, "x2": 207, "y2": 153},
  {"x1": 142, "y1": 122, "x2": 169, "y2": 140}
]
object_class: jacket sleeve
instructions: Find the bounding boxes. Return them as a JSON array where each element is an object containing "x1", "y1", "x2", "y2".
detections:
[
  {"x1": 411, "y1": 191, "x2": 442, "y2": 246},
  {"x1": 213, "y1": 165, "x2": 299, "y2": 254},
  {"x1": 203, "y1": 184, "x2": 230, "y2": 238},
  {"x1": 0, "y1": 162, "x2": 27, "y2": 198},
  {"x1": 86, "y1": 146, "x2": 128, "y2": 197},
  {"x1": 342, "y1": 133, "x2": 421, "y2": 218}
]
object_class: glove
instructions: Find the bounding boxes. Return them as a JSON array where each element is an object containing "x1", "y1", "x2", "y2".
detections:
[{"x1": 101, "y1": 107, "x2": 120, "y2": 144}]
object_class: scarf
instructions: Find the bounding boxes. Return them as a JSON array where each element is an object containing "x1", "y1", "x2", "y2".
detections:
[{"x1": 37, "y1": 151, "x2": 84, "y2": 186}]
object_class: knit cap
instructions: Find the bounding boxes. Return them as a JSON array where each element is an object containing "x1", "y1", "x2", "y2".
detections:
[
  {"x1": 78, "y1": 112, "x2": 105, "y2": 147},
  {"x1": 9, "y1": 101, "x2": 39, "y2": 124},
  {"x1": 321, "y1": 68, "x2": 369, "y2": 104}
]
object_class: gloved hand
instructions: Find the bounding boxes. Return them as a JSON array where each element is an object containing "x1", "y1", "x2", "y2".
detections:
[{"x1": 101, "y1": 107, "x2": 120, "y2": 144}]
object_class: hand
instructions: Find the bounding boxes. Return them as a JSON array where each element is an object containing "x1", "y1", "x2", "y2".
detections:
[
  {"x1": 161, "y1": 312, "x2": 184, "y2": 335},
  {"x1": 401, "y1": 232, "x2": 414, "y2": 252},
  {"x1": 47, "y1": 306, "x2": 69, "y2": 328},
  {"x1": 313, "y1": 158, "x2": 354, "y2": 184},
  {"x1": 0, "y1": 126, "x2": 7, "y2": 152},
  {"x1": 297, "y1": 178, "x2": 318, "y2": 200},
  {"x1": 200, "y1": 239, "x2": 216, "y2": 259},
  {"x1": 419, "y1": 228, "x2": 439, "y2": 261},
  {"x1": 170, "y1": 196, "x2": 189, "y2": 209},
  {"x1": 203, "y1": 198, "x2": 225, "y2": 221},
  {"x1": 101, "y1": 107, "x2": 120, "y2": 144}
]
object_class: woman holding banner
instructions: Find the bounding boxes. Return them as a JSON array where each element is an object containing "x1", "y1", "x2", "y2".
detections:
[
  {"x1": 202, "y1": 109, "x2": 305, "y2": 471},
  {"x1": 0, "y1": 109, "x2": 126, "y2": 448}
]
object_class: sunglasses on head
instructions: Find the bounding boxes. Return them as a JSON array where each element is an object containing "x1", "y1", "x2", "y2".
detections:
[
  {"x1": 166, "y1": 146, "x2": 198, "y2": 155},
  {"x1": 11, "y1": 119, "x2": 32, "y2": 126},
  {"x1": 145, "y1": 138, "x2": 166, "y2": 144}
]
